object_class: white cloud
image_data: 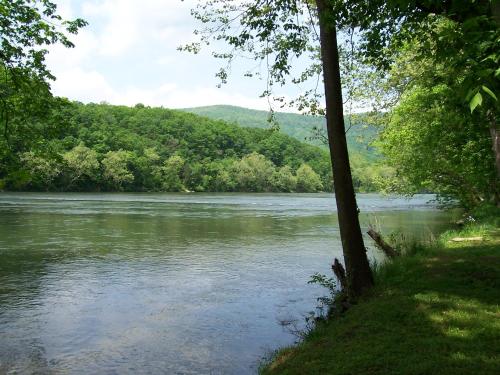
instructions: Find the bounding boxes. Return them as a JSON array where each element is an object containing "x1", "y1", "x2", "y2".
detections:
[
  {"x1": 47, "y1": 31, "x2": 98, "y2": 69},
  {"x1": 79, "y1": 0, "x2": 197, "y2": 56},
  {"x1": 154, "y1": 56, "x2": 175, "y2": 66},
  {"x1": 51, "y1": 66, "x2": 273, "y2": 110},
  {"x1": 51, "y1": 68, "x2": 116, "y2": 102},
  {"x1": 47, "y1": 0, "x2": 296, "y2": 112}
]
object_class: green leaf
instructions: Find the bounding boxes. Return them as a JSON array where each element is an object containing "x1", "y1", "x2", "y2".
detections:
[
  {"x1": 469, "y1": 92, "x2": 483, "y2": 113},
  {"x1": 465, "y1": 88, "x2": 476, "y2": 102},
  {"x1": 482, "y1": 85, "x2": 498, "y2": 101}
]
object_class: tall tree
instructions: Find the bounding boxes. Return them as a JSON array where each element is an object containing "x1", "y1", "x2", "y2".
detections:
[{"x1": 315, "y1": 0, "x2": 373, "y2": 296}]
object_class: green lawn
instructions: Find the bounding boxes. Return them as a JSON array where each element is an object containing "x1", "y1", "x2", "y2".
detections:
[{"x1": 262, "y1": 226, "x2": 500, "y2": 375}]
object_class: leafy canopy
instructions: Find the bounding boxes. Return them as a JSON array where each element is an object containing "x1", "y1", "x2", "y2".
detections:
[{"x1": 0, "y1": 0, "x2": 87, "y2": 141}]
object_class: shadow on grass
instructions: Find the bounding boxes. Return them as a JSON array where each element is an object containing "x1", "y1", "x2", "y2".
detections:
[{"x1": 263, "y1": 241, "x2": 500, "y2": 375}]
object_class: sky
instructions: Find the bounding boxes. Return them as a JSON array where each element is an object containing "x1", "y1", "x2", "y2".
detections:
[{"x1": 46, "y1": 0, "x2": 305, "y2": 111}]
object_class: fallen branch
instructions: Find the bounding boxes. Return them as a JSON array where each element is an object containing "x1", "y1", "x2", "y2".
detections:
[
  {"x1": 450, "y1": 236, "x2": 484, "y2": 242},
  {"x1": 367, "y1": 227, "x2": 398, "y2": 259}
]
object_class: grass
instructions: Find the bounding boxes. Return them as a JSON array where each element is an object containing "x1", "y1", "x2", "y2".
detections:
[{"x1": 262, "y1": 218, "x2": 500, "y2": 375}]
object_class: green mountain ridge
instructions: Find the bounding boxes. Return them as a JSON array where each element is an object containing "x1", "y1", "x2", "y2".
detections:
[{"x1": 181, "y1": 104, "x2": 379, "y2": 160}]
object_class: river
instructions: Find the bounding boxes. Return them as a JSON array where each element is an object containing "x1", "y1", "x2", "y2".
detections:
[{"x1": 0, "y1": 193, "x2": 452, "y2": 374}]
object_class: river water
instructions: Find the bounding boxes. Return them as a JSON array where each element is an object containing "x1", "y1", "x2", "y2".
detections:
[{"x1": 0, "y1": 193, "x2": 452, "y2": 374}]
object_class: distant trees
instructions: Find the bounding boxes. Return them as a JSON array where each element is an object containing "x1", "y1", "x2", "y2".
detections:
[
  {"x1": 211, "y1": 160, "x2": 237, "y2": 192},
  {"x1": 20, "y1": 151, "x2": 61, "y2": 190},
  {"x1": 14, "y1": 147, "x2": 325, "y2": 193},
  {"x1": 296, "y1": 164, "x2": 323, "y2": 193},
  {"x1": 63, "y1": 144, "x2": 100, "y2": 188},
  {"x1": 102, "y1": 150, "x2": 134, "y2": 190},
  {"x1": 232, "y1": 153, "x2": 275, "y2": 192},
  {"x1": 271, "y1": 166, "x2": 297, "y2": 193},
  {"x1": 156, "y1": 155, "x2": 186, "y2": 192}
]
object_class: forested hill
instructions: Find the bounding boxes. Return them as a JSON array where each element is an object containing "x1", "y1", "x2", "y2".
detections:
[
  {"x1": 0, "y1": 102, "x2": 386, "y2": 193},
  {"x1": 1, "y1": 102, "x2": 332, "y2": 192},
  {"x1": 182, "y1": 105, "x2": 379, "y2": 160}
]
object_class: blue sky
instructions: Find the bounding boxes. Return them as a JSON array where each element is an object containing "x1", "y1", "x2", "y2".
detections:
[{"x1": 47, "y1": 0, "x2": 305, "y2": 110}]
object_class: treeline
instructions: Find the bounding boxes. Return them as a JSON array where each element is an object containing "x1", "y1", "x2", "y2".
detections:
[{"x1": 1, "y1": 102, "x2": 348, "y2": 193}]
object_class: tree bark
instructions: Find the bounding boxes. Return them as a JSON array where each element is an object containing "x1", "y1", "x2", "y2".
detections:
[
  {"x1": 315, "y1": 0, "x2": 374, "y2": 298},
  {"x1": 489, "y1": 122, "x2": 500, "y2": 206}
]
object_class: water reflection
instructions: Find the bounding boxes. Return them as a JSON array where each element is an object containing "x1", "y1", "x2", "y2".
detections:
[{"x1": 0, "y1": 193, "x2": 452, "y2": 374}]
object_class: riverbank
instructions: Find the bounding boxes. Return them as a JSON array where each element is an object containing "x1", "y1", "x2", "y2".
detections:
[{"x1": 262, "y1": 213, "x2": 500, "y2": 375}]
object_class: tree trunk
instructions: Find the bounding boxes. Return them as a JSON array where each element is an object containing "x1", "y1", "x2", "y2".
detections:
[
  {"x1": 315, "y1": 0, "x2": 374, "y2": 298},
  {"x1": 489, "y1": 3, "x2": 500, "y2": 207},
  {"x1": 489, "y1": 122, "x2": 500, "y2": 206}
]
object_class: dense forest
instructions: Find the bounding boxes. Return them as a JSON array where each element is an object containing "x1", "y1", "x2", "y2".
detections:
[{"x1": 0, "y1": 101, "x2": 345, "y2": 193}]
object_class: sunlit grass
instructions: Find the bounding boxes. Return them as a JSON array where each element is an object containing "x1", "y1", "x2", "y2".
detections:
[{"x1": 262, "y1": 223, "x2": 500, "y2": 375}]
